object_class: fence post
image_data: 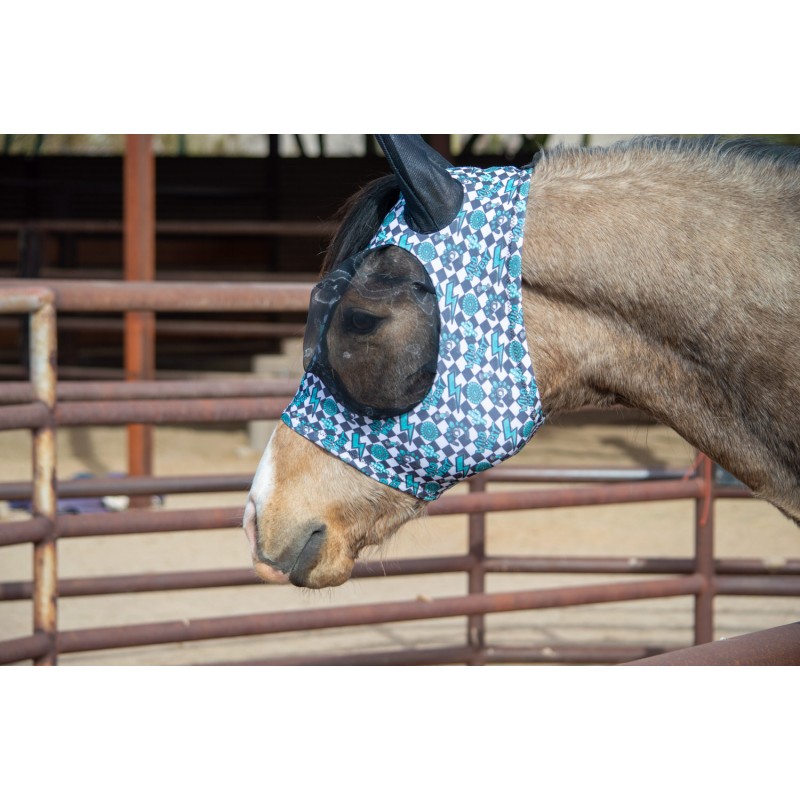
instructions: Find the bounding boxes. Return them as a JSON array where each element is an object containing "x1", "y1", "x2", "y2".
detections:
[
  {"x1": 124, "y1": 134, "x2": 156, "y2": 507},
  {"x1": 694, "y1": 453, "x2": 715, "y2": 645},
  {"x1": 467, "y1": 473, "x2": 488, "y2": 664},
  {"x1": 30, "y1": 292, "x2": 58, "y2": 664}
]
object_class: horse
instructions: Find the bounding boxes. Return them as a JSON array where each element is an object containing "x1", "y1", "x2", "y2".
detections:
[{"x1": 244, "y1": 134, "x2": 800, "y2": 589}]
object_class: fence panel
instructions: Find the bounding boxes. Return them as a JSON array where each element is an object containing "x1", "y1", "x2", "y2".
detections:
[{"x1": 1, "y1": 281, "x2": 797, "y2": 666}]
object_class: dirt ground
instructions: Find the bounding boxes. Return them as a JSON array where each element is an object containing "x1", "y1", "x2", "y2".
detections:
[{"x1": 1, "y1": 417, "x2": 799, "y2": 665}]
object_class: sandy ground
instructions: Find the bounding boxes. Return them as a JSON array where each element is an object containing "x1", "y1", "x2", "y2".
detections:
[{"x1": 1, "y1": 418, "x2": 799, "y2": 665}]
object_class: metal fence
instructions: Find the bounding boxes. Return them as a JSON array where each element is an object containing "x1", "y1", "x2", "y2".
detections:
[{"x1": 1, "y1": 281, "x2": 799, "y2": 666}]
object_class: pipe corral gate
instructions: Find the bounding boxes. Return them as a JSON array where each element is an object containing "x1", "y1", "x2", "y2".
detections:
[{"x1": 1, "y1": 281, "x2": 799, "y2": 666}]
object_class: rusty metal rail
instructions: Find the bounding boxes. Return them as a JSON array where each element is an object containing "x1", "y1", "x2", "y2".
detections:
[
  {"x1": 52, "y1": 575, "x2": 705, "y2": 656},
  {"x1": 625, "y1": 622, "x2": 800, "y2": 666},
  {"x1": 0, "y1": 377, "x2": 300, "y2": 404},
  {"x1": 1, "y1": 280, "x2": 797, "y2": 666},
  {"x1": 3, "y1": 558, "x2": 798, "y2": 603},
  {"x1": 0, "y1": 218, "x2": 338, "y2": 237},
  {"x1": 2, "y1": 279, "x2": 312, "y2": 312},
  {"x1": 0, "y1": 396, "x2": 292, "y2": 429}
]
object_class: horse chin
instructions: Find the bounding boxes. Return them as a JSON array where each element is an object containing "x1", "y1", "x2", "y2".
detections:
[{"x1": 293, "y1": 556, "x2": 356, "y2": 589}]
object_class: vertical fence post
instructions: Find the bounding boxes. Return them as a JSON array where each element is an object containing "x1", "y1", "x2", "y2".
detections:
[
  {"x1": 467, "y1": 474, "x2": 488, "y2": 664},
  {"x1": 694, "y1": 453, "x2": 715, "y2": 645},
  {"x1": 30, "y1": 292, "x2": 58, "y2": 664},
  {"x1": 124, "y1": 134, "x2": 156, "y2": 506}
]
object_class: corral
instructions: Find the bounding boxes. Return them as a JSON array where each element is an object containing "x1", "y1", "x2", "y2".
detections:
[{"x1": 1, "y1": 135, "x2": 799, "y2": 666}]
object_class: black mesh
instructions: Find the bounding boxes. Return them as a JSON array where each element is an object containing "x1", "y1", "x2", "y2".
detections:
[
  {"x1": 303, "y1": 246, "x2": 440, "y2": 418},
  {"x1": 375, "y1": 135, "x2": 463, "y2": 234}
]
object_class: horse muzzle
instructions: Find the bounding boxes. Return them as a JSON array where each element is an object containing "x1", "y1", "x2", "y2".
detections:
[{"x1": 244, "y1": 498, "x2": 329, "y2": 587}]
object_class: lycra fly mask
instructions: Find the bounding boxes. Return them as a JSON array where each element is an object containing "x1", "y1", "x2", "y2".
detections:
[{"x1": 282, "y1": 135, "x2": 545, "y2": 501}]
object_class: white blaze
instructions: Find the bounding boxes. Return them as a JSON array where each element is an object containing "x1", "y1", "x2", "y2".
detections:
[{"x1": 243, "y1": 426, "x2": 277, "y2": 554}]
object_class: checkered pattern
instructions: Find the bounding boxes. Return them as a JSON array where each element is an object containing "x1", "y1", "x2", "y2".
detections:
[{"x1": 283, "y1": 166, "x2": 545, "y2": 501}]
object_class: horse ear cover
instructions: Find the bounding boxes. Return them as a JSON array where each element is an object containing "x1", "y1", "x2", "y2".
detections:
[{"x1": 375, "y1": 135, "x2": 464, "y2": 234}]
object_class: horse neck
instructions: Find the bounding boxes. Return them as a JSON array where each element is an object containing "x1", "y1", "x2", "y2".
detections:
[{"x1": 519, "y1": 145, "x2": 800, "y2": 522}]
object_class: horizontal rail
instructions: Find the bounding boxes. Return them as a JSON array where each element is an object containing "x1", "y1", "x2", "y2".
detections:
[
  {"x1": 55, "y1": 397, "x2": 291, "y2": 426},
  {"x1": 0, "y1": 219, "x2": 338, "y2": 237},
  {"x1": 0, "y1": 557, "x2": 477, "y2": 600},
  {"x1": 625, "y1": 622, "x2": 800, "y2": 666},
  {"x1": 481, "y1": 466, "x2": 690, "y2": 483},
  {"x1": 429, "y1": 478, "x2": 704, "y2": 515},
  {"x1": 3, "y1": 280, "x2": 312, "y2": 312},
  {"x1": 208, "y1": 643, "x2": 671, "y2": 666},
  {"x1": 0, "y1": 517, "x2": 52, "y2": 546},
  {"x1": 484, "y1": 556, "x2": 800, "y2": 576},
  {"x1": 0, "y1": 402, "x2": 50, "y2": 430},
  {"x1": 483, "y1": 644, "x2": 670, "y2": 665},
  {"x1": 0, "y1": 633, "x2": 51, "y2": 664},
  {"x1": 4, "y1": 556, "x2": 798, "y2": 602},
  {"x1": 0, "y1": 317, "x2": 307, "y2": 338},
  {"x1": 55, "y1": 507, "x2": 244, "y2": 538},
  {"x1": 0, "y1": 568, "x2": 258, "y2": 599},
  {"x1": 0, "y1": 462, "x2": 706, "y2": 502},
  {"x1": 0, "y1": 397, "x2": 291, "y2": 428},
  {"x1": 54, "y1": 575, "x2": 704, "y2": 655},
  {"x1": 714, "y1": 575, "x2": 800, "y2": 596},
  {"x1": 34, "y1": 479, "x2": 706, "y2": 540},
  {"x1": 217, "y1": 645, "x2": 481, "y2": 667},
  {"x1": 0, "y1": 378, "x2": 300, "y2": 404},
  {"x1": 0, "y1": 474, "x2": 251, "y2": 502}
]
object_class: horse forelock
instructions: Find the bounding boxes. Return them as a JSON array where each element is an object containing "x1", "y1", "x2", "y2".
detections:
[{"x1": 321, "y1": 174, "x2": 401, "y2": 275}]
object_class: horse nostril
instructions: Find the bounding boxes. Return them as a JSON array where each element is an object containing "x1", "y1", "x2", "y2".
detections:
[{"x1": 289, "y1": 524, "x2": 327, "y2": 586}]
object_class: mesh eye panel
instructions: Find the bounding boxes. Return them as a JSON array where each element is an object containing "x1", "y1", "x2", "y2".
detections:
[{"x1": 303, "y1": 246, "x2": 439, "y2": 419}]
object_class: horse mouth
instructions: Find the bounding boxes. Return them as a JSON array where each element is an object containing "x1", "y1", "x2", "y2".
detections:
[{"x1": 253, "y1": 559, "x2": 291, "y2": 585}]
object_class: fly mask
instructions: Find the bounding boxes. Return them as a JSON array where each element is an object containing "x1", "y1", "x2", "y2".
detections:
[{"x1": 281, "y1": 135, "x2": 545, "y2": 501}]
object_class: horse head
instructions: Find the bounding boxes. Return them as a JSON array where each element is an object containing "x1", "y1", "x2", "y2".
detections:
[{"x1": 244, "y1": 134, "x2": 543, "y2": 587}]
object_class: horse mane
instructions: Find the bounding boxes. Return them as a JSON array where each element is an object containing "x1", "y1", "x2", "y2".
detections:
[
  {"x1": 321, "y1": 174, "x2": 400, "y2": 275},
  {"x1": 622, "y1": 135, "x2": 800, "y2": 164},
  {"x1": 536, "y1": 135, "x2": 800, "y2": 190}
]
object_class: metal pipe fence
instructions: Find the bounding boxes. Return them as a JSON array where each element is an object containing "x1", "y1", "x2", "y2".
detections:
[
  {"x1": 1, "y1": 281, "x2": 798, "y2": 666},
  {"x1": 1, "y1": 286, "x2": 58, "y2": 664}
]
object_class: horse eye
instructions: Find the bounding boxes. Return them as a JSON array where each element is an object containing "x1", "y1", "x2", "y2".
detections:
[{"x1": 345, "y1": 309, "x2": 381, "y2": 334}]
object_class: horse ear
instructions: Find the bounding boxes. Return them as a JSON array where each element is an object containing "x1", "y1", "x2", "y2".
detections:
[{"x1": 375, "y1": 135, "x2": 464, "y2": 234}]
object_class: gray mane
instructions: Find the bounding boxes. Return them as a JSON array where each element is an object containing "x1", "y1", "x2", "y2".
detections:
[
  {"x1": 536, "y1": 135, "x2": 800, "y2": 191},
  {"x1": 622, "y1": 134, "x2": 800, "y2": 162}
]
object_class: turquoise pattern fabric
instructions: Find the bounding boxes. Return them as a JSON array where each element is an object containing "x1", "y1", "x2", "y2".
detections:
[{"x1": 282, "y1": 165, "x2": 545, "y2": 501}]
